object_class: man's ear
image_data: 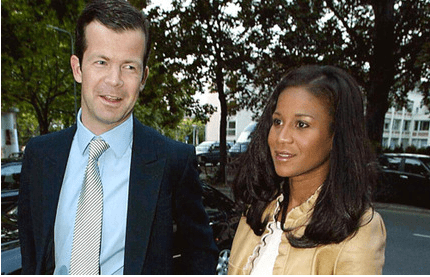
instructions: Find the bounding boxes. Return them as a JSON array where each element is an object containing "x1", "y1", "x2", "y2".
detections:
[
  {"x1": 140, "y1": 66, "x2": 149, "y2": 91},
  {"x1": 70, "y1": 55, "x2": 82, "y2": 83}
]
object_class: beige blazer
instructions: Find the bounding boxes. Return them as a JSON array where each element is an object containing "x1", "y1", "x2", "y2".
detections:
[{"x1": 228, "y1": 190, "x2": 386, "y2": 275}]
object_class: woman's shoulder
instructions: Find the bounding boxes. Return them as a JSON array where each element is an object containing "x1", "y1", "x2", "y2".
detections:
[
  {"x1": 360, "y1": 208, "x2": 386, "y2": 233},
  {"x1": 332, "y1": 208, "x2": 386, "y2": 274}
]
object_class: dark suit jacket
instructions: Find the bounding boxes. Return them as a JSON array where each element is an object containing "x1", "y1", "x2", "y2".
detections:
[{"x1": 18, "y1": 117, "x2": 218, "y2": 274}]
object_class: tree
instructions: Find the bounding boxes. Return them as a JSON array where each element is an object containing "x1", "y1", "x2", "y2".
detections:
[
  {"x1": 237, "y1": 0, "x2": 430, "y2": 148},
  {"x1": 2, "y1": 0, "x2": 84, "y2": 139},
  {"x1": 147, "y1": 0, "x2": 251, "y2": 182}
]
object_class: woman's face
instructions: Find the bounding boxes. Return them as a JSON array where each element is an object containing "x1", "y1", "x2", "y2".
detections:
[{"x1": 268, "y1": 86, "x2": 334, "y2": 183}]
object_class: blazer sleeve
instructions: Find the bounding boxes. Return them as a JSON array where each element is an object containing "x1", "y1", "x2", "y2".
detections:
[
  {"x1": 334, "y1": 210, "x2": 387, "y2": 274},
  {"x1": 173, "y1": 145, "x2": 219, "y2": 274},
  {"x1": 18, "y1": 138, "x2": 37, "y2": 274}
]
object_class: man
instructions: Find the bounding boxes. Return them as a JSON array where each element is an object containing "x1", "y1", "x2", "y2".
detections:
[{"x1": 18, "y1": 0, "x2": 218, "y2": 274}]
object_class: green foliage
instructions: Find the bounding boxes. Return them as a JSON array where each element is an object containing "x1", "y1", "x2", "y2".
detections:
[
  {"x1": 165, "y1": 118, "x2": 205, "y2": 144},
  {"x1": 1, "y1": 0, "x2": 85, "y2": 140}
]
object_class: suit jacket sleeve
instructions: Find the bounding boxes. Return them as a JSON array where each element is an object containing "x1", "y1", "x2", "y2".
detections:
[
  {"x1": 173, "y1": 144, "x2": 219, "y2": 274},
  {"x1": 18, "y1": 138, "x2": 38, "y2": 274}
]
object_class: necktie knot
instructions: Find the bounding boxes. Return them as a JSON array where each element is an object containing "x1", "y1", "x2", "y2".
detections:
[{"x1": 88, "y1": 138, "x2": 110, "y2": 161}]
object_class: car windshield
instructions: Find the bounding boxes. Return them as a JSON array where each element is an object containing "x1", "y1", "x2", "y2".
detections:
[
  {"x1": 236, "y1": 123, "x2": 256, "y2": 143},
  {"x1": 1, "y1": 164, "x2": 22, "y2": 176},
  {"x1": 196, "y1": 141, "x2": 214, "y2": 152}
]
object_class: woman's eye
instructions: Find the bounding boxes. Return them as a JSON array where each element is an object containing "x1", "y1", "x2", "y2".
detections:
[
  {"x1": 296, "y1": 121, "x2": 309, "y2": 128},
  {"x1": 273, "y1": 118, "x2": 282, "y2": 126}
]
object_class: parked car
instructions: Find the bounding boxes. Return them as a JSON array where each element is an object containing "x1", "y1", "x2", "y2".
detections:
[
  {"x1": 376, "y1": 153, "x2": 430, "y2": 209},
  {"x1": 1, "y1": 161, "x2": 22, "y2": 212},
  {"x1": 173, "y1": 182, "x2": 240, "y2": 274},
  {"x1": 1, "y1": 153, "x2": 23, "y2": 165},
  {"x1": 1, "y1": 204, "x2": 21, "y2": 275},
  {"x1": 228, "y1": 122, "x2": 257, "y2": 162},
  {"x1": 196, "y1": 141, "x2": 234, "y2": 166},
  {"x1": 1, "y1": 180, "x2": 240, "y2": 275}
]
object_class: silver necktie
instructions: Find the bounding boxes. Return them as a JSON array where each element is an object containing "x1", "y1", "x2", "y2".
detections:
[{"x1": 70, "y1": 138, "x2": 109, "y2": 275}]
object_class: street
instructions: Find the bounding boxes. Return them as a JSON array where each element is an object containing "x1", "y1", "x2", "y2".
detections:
[{"x1": 376, "y1": 204, "x2": 430, "y2": 275}]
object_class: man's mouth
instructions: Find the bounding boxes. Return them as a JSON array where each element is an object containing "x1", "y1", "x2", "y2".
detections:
[{"x1": 101, "y1": 95, "x2": 122, "y2": 102}]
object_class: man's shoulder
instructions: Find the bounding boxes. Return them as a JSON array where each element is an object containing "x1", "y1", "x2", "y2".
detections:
[
  {"x1": 133, "y1": 119, "x2": 192, "y2": 153},
  {"x1": 26, "y1": 125, "x2": 76, "y2": 151}
]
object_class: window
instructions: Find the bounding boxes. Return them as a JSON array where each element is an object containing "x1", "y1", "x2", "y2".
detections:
[
  {"x1": 404, "y1": 158, "x2": 427, "y2": 176},
  {"x1": 227, "y1": 121, "x2": 236, "y2": 136},
  {"x1": 379, "y1": 156, "x2": 401, "y2": 171},
  {"x1": 421, "y1": 121, "x2": 429, "y2": 131},
  {"x1": 392, "y1": 119, "x2": 401, "y2": 130},
  {"x1": 1, "y1": 163, "x2": 22, "y2": 191},
  {"x1": 403, "y1": 120, "x2": 410, "y2": 131},
  {"x1": 384, "y1": 119, "x2": 390, "y2": 130}
]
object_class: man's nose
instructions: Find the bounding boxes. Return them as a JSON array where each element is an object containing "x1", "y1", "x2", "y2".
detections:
[{"x1": 105, "y1": 66, "x2": 124, "y2": 87}]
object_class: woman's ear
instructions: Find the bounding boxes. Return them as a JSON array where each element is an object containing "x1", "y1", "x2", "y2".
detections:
[{"x1": 70, "y1": 55, "x2": 82, "y2": 83}]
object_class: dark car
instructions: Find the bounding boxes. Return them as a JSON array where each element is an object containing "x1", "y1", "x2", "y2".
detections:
[
  {"x1": 196, "y1": 141, "x2": 234, "y2": 166},
  {"x1": 1, "y1": 181, "x2": 240, "y2": 275},
  {"x1": 1, "y1": 162, "x2": 22, "y2": 212},
  {"x1": 1, "y1": 204, "x2": 21, "y2": 275},
  {"x1": 376, "y1": 153, "x2": 430, "y2": 209},
  {"x1": 173, "y1": 182, "x2": 240, "y2": 274}
]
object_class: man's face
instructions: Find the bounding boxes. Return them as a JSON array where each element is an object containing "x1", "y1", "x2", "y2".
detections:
[{"x1": 71, "y1": 21, "x2": 148, "y2": 135}]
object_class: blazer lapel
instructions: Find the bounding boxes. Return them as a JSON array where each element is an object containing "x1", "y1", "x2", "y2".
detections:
[
  {"x1": 40, "y1": 125, "x2": 77, "y2": 271},
  {"x1": 124, "y1": 119, "x2": 166, "y2": 275}
]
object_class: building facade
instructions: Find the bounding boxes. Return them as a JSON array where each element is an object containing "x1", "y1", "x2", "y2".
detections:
[{"x1": 383, "y1": 90, "x2": 430, "y2": 150}]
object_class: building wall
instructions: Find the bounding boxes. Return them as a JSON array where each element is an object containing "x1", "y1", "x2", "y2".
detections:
[
  {"x1": 203, "y1": 92, "x2": 255, "y2": 142},
  {"x1": 382, "y1": 90, "x2": 430, "y2": 150}
]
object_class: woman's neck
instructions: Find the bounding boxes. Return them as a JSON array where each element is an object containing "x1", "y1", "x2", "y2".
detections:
[{"x1": 287, "y1": 175, "x2": 326, "y2": 213}]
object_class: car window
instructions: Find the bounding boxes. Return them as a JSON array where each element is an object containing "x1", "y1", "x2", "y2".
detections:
[
  {"x1": 404, "y1": 158, "x2": 428, "y2": 176},
  {"x1": 1, "y1": 163, "x2": 22, "y2": 191},
  {"x1": 420, "y1": 157, "x2": 430, "y2": 169},
  {"x1": 380, "y1": 156, "x2": 401, "y2": 170}
]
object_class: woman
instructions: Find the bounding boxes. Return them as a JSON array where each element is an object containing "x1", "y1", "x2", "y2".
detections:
[{"x1": 228, "y1": 65, "x2": 386, "y2": 275}]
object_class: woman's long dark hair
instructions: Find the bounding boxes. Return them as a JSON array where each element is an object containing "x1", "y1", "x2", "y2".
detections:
[{"x1": 232, "y1": 65, "x2": 377, "y2": 248}]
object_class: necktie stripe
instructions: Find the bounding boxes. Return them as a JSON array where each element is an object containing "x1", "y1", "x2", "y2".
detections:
[{"x1": 70, "y1": 138, "x2": 109, "y2": 275}]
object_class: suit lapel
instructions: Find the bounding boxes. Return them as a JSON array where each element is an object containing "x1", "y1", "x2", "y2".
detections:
[
  {"x1": 41, "y1": 125, "x2": 77, "y2": 272},
  {"x1": 124, "y1": 119, "x2": 166, "y2": 275}
]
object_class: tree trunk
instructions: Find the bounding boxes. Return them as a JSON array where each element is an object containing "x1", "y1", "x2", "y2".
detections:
[
  {"x1": 215, "y1": 60, "x2": 227, "y2": 184},
  {"x1": 366, "y1": 0, "x2": 395, "y2": 151}
]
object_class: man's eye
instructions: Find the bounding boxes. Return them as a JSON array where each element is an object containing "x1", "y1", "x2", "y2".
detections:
[
  {"x1": 124, "y1": 65, "x2": 136, "y2": 70},
  {"x1": 96, "y1": 61, "x2": 106, "y2": 65}
]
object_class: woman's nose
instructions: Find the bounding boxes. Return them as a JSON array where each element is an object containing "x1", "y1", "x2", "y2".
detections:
[{"x1": 278, "y1": 126, "x2": 294, "y2": 144}]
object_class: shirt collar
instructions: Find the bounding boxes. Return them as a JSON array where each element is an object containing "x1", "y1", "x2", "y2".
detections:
[{"x1": 76, "y1": 109, "x2": 133, "y2": 158}]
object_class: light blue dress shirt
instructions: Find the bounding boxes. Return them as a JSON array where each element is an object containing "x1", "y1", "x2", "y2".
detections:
[{"x1": 54, "y1": 110, "x2": 133, "y2": 275}]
